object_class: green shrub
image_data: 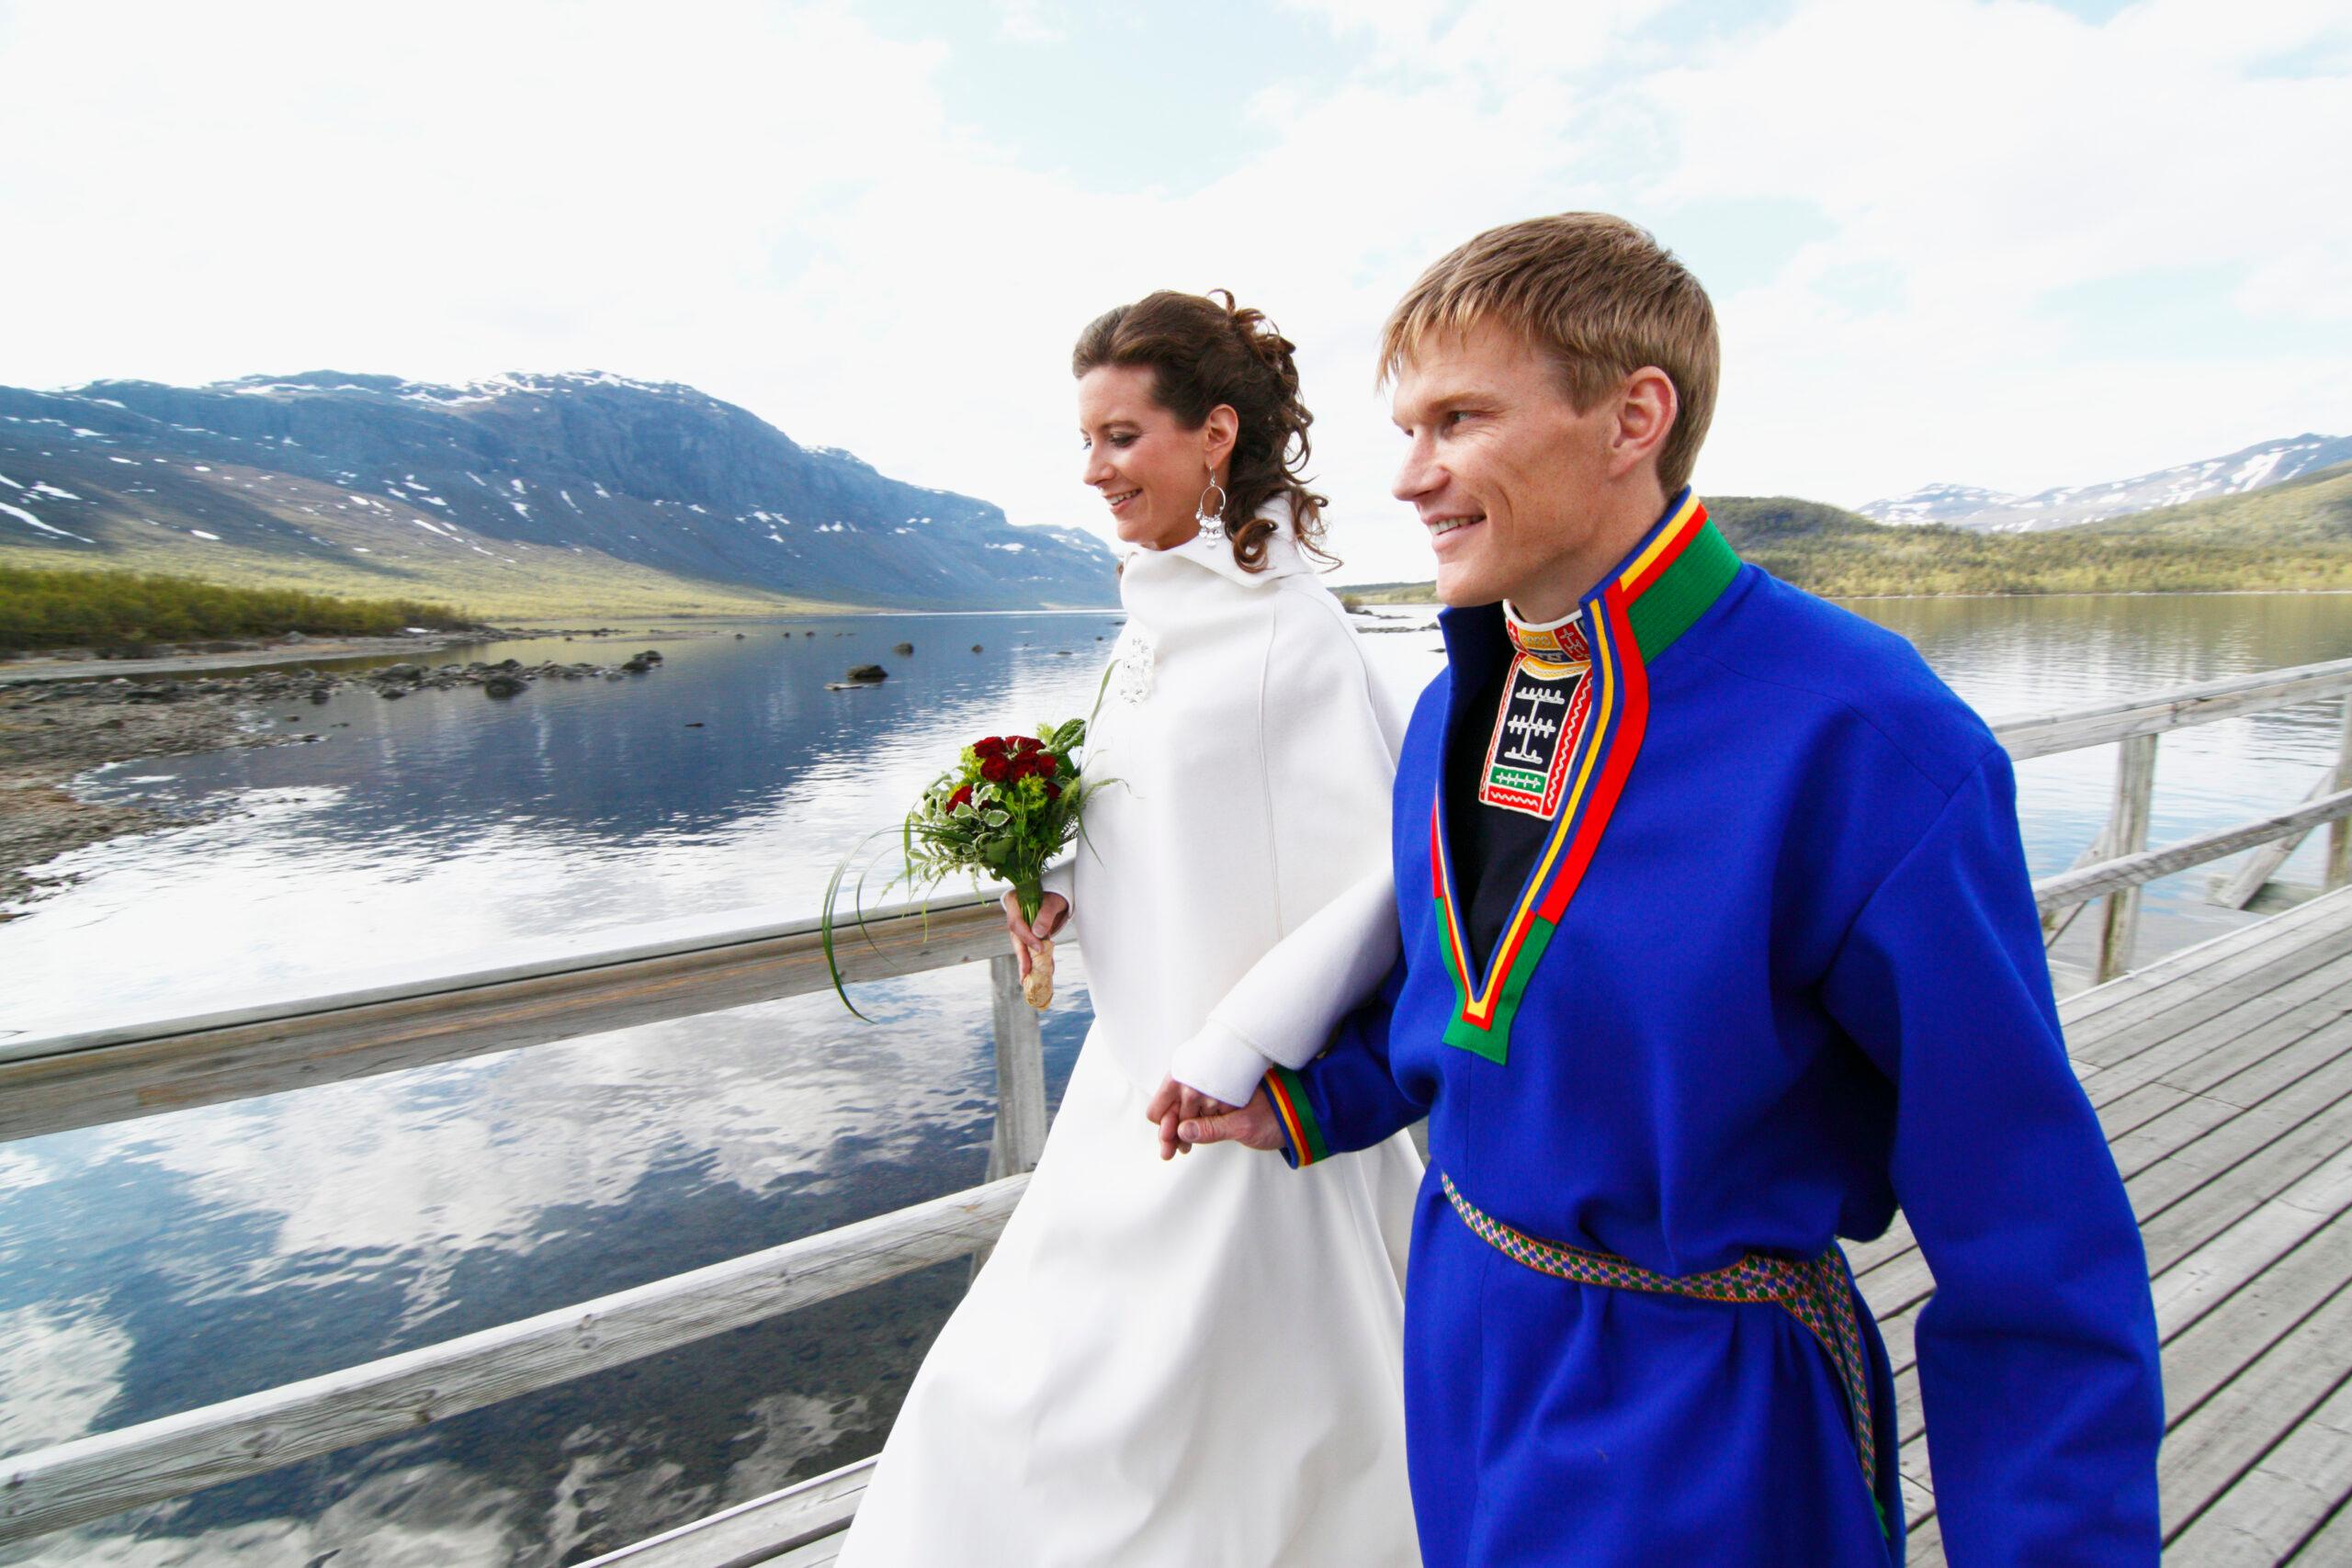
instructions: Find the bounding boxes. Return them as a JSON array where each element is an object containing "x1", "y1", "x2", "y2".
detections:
[{"x1": 0, "y1": 565, "x2": 472, "y2": 652}]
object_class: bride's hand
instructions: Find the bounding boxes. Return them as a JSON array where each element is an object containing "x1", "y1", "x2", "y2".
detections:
[
  {"x1": 1178, "y1": 1087, "x2": 1284, "y2": 1155},
  {"x1": 1145, "y1": 1077, "x2": 1238, "y2": 1161},
  {"x1": 1001, "y1": 890, "x2": 1069, "y2": 981}
]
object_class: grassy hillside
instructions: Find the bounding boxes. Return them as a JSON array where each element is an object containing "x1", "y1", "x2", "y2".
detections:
[
  {"x1": 0, "y1": 453, "x2": 866, "y2": 620},
  {"x1": 2085, "y1": 459, "x2": 2352, "y2": 546},
  {"x1": 1341, "y1": 469, "x2": 2352, "y2": 602},
  {"x1": 0, "y1": 565, "x2": 474, "y2": 652},
  {"x1": 0, "y1": 513, "x2": 851, "y2": 620}
]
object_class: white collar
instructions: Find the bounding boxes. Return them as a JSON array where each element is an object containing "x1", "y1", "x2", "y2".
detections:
[{"x1": 1126, "y1": 498, "x2": 1314, "y2": 588}]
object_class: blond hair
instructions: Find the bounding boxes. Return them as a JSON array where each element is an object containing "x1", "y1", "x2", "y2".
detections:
[{"x1": 1380, "y1": 213, "x2": 1719, "y2": 494}]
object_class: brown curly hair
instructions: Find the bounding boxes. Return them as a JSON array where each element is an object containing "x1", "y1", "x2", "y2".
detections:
[{"x1": 1072, "y1": 289, "x2": 1334, "y2": 573}]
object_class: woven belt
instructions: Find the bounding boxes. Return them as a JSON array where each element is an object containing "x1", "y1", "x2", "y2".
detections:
[{"x1": 1441, "y1": 1171, "x2": 1883, "y2": 1532}]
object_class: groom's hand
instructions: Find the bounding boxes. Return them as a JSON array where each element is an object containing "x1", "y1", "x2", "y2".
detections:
[
  {"x1": 1178, "y1": 1086, "x2": 1285, "y2": 1155},
  {"x1": 1146, "y1": 1076, "x2": 1238, "y2": 1160},
  {"x1": 1001, "y1": 890, "x2": 1069, "y2": 981}
]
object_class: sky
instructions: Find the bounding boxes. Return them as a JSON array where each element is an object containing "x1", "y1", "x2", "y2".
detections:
[{"x1": 1, "y1": 0, "x2": 2347, "y2": 584}]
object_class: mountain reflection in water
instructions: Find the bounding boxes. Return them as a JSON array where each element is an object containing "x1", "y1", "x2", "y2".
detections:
[{"x1": 3, "y1": 592, "x2": 2350, "y2": 1565}]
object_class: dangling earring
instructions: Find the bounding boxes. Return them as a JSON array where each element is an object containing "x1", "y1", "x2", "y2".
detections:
[{"x1": 1195, "y1": 471, "x2": 1227, "y2": 542}]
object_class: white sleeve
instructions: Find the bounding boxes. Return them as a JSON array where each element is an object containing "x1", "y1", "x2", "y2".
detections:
[
  {"x1": 1168, "y1": 589, "x2": 1400, "y2": 1106},
  {"x1": 1036, "y1": 852, "x2": 1078, "y2": 939},
  {"x1": 1169, "y1": 866, "x2": 1399, "y2": 1103}
]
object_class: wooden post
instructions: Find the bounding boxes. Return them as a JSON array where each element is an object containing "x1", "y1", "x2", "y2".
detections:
[
  {"x1": 985, "y1": 954, "x2": 1048, "y2": 1179},
  {"x1": 2042, "y1": 822, "x2": 2115, "y2": 947},
  {"x1": 2096, "y1": 734, "x2": 2158, "y2": 983},
  {"x1": 2330, "y1": 698, "x2": 2352, "y2": 891},
  {"x1": 972, "y1": 955, "x2": 1048, "y2": 1278}
]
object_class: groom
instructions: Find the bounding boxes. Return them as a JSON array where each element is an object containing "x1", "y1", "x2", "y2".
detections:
[{"x1": 1165, "y1": 214, "x2": 2163, "y2": 1563}]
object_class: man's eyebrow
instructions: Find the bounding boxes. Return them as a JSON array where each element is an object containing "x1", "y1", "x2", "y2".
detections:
[{"x1": 1397, "y1": 388, "x2": 1478, "y2": 423}]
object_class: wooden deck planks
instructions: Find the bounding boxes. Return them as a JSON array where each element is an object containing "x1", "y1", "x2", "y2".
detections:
[
  {"x1": 615, "y1": 894, "x2": 2352, "y2": 1566},
  {"x1": 2167, "y1": 1357, "x2": 2352, "y2": 1562},
  {"x1": 2064, "y1": 899, "x2": 2352, "y2": 1066},
  {"x1": 1875, "y1": 1009, "x2": 2352, "y2": 1367},
  {"x1": 1883, "y1": 891, "x2": 2352, "y2": 1561},
  {"x1": 1848, "y1": 911, "x2": 2352, "y2": 1293},
  {"x1": 1860, "y1": 970, "x2": 2352, "y2": 1374},
  {"x1": 2286, "y1": 1495, "x2": 2352, "y2": 1562},
  {"x1": 576, "y1": 1458, "x2": 872, "y2": 1567}
]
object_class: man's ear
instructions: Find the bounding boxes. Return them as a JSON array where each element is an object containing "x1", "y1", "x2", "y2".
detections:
[
  {"x1": 1202, "y1": 403, "x2": 1240, "y2": 478},
  {"x1": 1609, "y1": 367, "x2": 1679, "y2": 480}
]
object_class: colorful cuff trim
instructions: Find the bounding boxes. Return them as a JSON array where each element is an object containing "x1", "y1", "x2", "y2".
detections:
[{"x1": 1263, "y1": 1066, "x2": 1329, "y2": 1168}]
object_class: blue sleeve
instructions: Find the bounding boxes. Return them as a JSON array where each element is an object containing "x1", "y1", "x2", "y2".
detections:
[
  {"x1": 1821, "y1": 747, "x2": 2164, "y2": 1563},
  {"x1": 1265, "y1": 956, "x2": 1428, "y2": 1168}
]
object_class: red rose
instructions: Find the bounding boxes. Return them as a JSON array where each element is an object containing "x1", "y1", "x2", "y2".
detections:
[
  {"x1": 980, "y1": 756, "x2": 1011, "y2": 783},
  {"x1": 947, "y1": 784, "x2": 973, "y2": 810},
  {"x1": 1043, "y1": 781, "x2": 1061, "y2": 801},
  {"x1": 1012, "y1": 735, "x2": 1044, "y2": 753},
  {"x1": 973, "y1": 737, "x2": 1009, "y2": 759}
]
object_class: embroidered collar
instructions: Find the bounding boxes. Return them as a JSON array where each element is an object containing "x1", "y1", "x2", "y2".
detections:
[
  {"x1": 1430, "y1": 488, "x2": 1742, "y2": 1066},
  {"x1": 1440, "y1": 486, "x2": 1736, "y2": 678},
  {"x1": 1502, "y1": 600, "x2": 1589, "y2": 670}
]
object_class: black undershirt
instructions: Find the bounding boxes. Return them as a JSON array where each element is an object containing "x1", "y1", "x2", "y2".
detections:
[{"x1": 1442, "y1": 661, "x2": 1569, "y2": 977}]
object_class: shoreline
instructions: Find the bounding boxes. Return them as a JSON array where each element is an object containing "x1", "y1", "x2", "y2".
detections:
[
  {"x1": 0, "y1": 631, "x2": 491, "y2": 685},
  {"x1": 0, "y1": 649, "x2": 671, "y2": 919},
  {"x1": 0, "y1": 681, "x2": 267, "y2": 919}
]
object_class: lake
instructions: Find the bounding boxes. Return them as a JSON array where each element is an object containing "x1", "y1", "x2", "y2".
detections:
[{"x1": 2, "y1": 590, "x2": 2347, "y2": 1565}]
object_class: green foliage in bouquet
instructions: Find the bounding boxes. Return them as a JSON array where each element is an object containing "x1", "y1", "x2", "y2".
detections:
[{"x1": 821, "y1": 710, "x2": 1110, "y2": 1019}]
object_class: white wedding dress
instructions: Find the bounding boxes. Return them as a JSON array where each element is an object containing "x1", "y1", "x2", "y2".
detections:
[{"x1": 835, "y1": 514, "x2": 1425, "y2": 1567}]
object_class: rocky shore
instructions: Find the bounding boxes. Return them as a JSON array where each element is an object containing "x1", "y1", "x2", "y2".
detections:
[
  {"x1": 0, "y1": 650, "x2": 663, "y2": 919},
  {"x1": 0, "y1": 629, "x2": 513, "y2": 686}
]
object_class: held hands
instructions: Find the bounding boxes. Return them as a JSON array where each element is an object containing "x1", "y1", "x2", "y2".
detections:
[
  {"x1": 1145, "y1": 1076, "x2": 1284, "y2": 1161},
  {"x1": 1001, "y1": 890, "x2": 1069, "y2": 981}
]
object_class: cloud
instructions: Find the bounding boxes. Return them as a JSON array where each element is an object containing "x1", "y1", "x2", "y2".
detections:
[
  {"x1": 0, "y1": 1302, "x2": 134, "y2": 1450},
  {"x1": 0, "y1": 0, "x2": 2345, "y2": 585}
]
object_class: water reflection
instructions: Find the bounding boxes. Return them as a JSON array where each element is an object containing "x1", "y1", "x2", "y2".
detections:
[{"x1": 5, "y1": 593, "x2": 2352, "y2": 1564}]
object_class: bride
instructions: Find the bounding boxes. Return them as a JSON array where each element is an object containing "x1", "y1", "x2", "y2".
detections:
[{"x1": 834, "y1": 290, "x2": 1424, "y2": 1566}]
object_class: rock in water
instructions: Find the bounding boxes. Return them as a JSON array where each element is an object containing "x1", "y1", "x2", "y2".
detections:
[
  {"x1": 844, "y1": 663, "x2": 887, "y2": 682},
  {"x1": 483, "y1": 675, "x2": 526, "y2": 697},
  {"x1": 893, "y1": 641, "x2": 914, "y2": 655}
]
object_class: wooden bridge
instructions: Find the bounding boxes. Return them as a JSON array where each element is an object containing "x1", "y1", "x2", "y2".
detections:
[{"x1": 7, "y1": 656, "x2": 2352, "y2": 1564}]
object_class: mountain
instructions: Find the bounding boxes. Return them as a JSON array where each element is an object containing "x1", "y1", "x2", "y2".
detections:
[
  {"x1": 1857, "y1": 482, "x2": 2027, "y2": 527},
  {"x1": 0, "y1": 371, "x2": 1119, "y2": 615},
  {"x1": 2084, "y1": 457, "x2": 2352, "y2": 545},
  {"x1": 1860, "y1": 434, "x2": 2352, "y2": 534},
  {"x1": 1341, "y1": 475, "x2": 2352, "y2": 604}
]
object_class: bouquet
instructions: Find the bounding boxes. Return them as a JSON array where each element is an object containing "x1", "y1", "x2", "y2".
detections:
[{"x1": 824, "y1": 714, "x2": 1103, "y2": 1016}]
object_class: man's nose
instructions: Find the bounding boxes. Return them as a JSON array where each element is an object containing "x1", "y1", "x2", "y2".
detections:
[{"x1": 1393, "y1": 437, "x2": 1438, "y2": 503}]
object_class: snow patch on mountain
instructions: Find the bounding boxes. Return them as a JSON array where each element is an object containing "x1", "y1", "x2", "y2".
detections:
[{"x1": 1860, "y1": 434, "x2": 2352, "y2": 533}]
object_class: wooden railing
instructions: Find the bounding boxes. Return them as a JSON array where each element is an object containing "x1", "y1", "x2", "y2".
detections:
[{"x1": 6, "y1": 655, "x2": 2352, "y2": 1551}]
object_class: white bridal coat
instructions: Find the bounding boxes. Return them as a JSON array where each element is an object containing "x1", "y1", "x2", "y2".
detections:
[{"x1": 835, "y1": 511, "x2": 1425, "y2": 1567}]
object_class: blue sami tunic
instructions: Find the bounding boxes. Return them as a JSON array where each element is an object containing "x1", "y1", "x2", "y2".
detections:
[{"x1": 1261, "y1": 491, "x2": 2164, "y2": 1565}]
